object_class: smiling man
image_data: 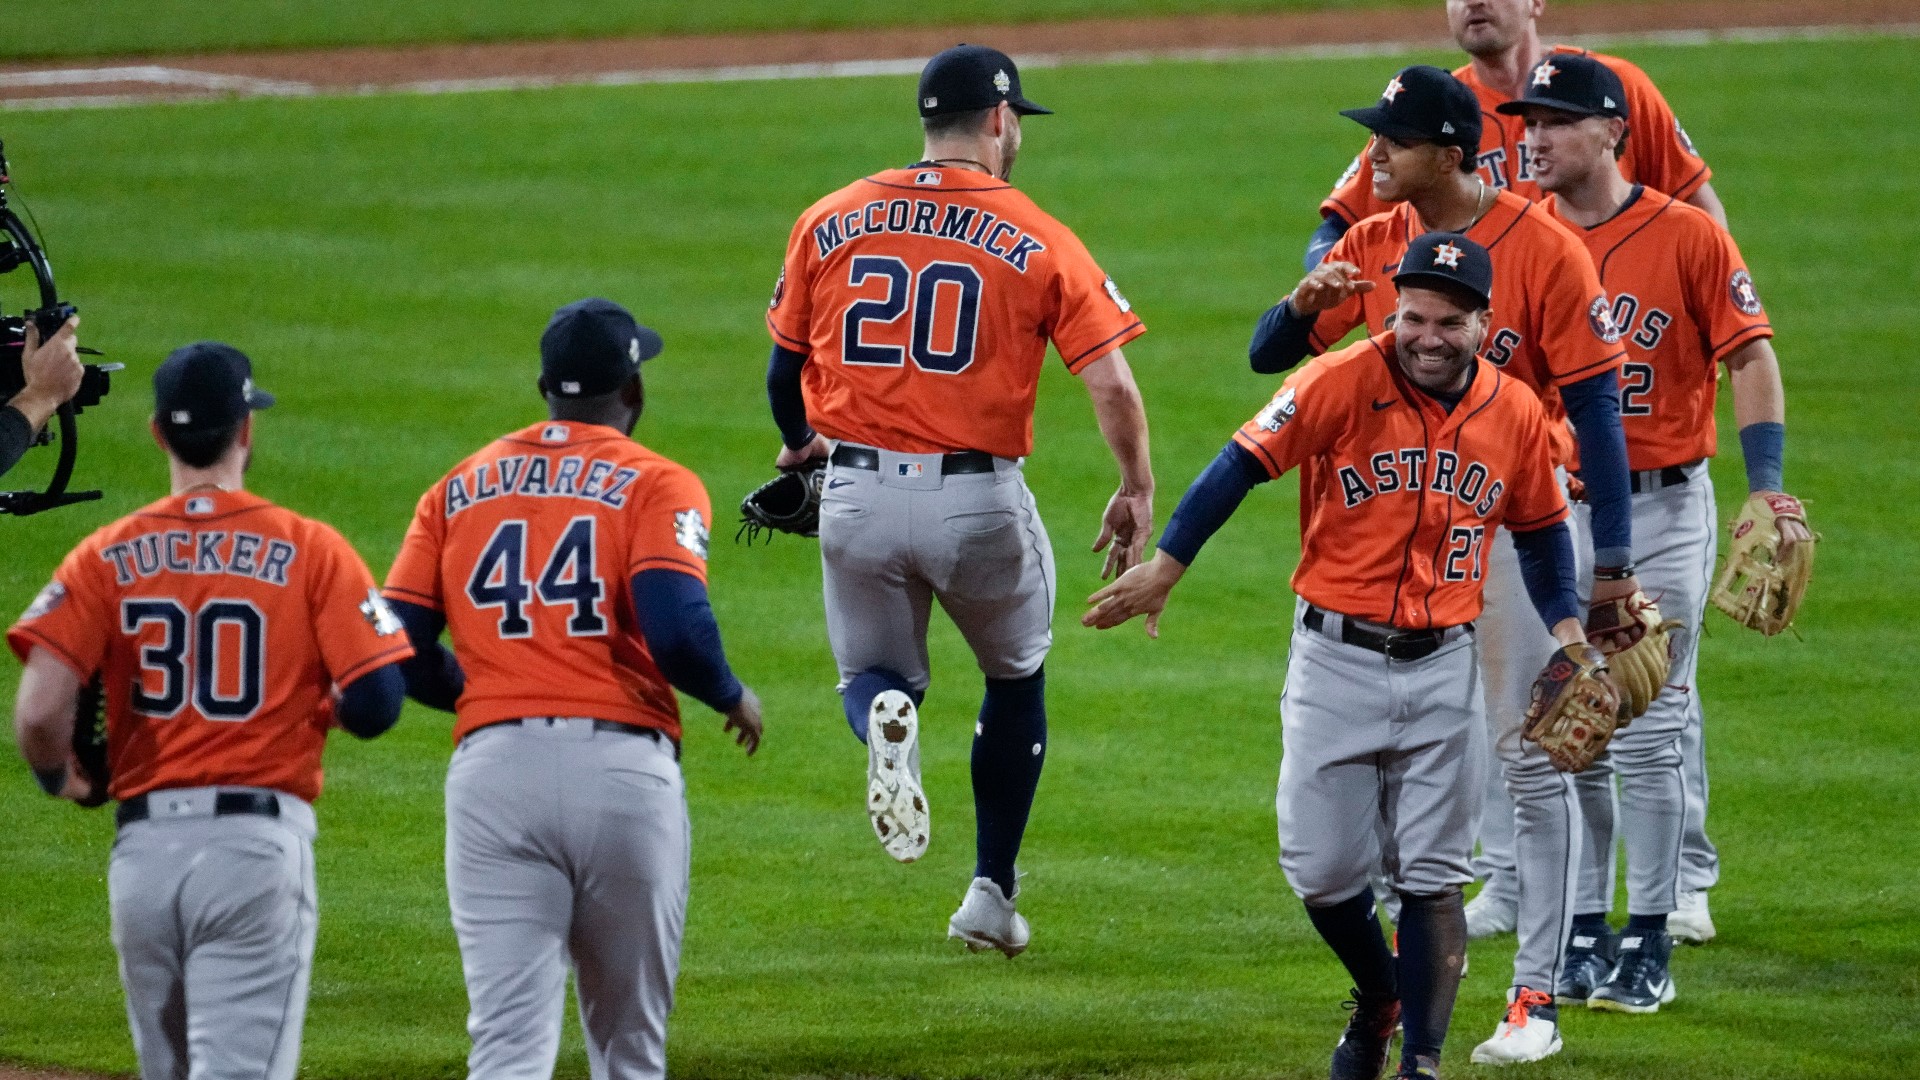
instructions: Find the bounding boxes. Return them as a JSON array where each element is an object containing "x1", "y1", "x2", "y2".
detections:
[
  {"x1": 1246, "y1": 63, "x2": 1645, "y2": 1066},
  {"x1": 1089, "y1": 233, "x2": 1589, "y2": 1080}
]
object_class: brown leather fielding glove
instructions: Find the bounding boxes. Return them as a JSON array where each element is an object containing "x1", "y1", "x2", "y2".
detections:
[
  {"x1": 1712, "y1": 491, "x2": 1816, "y2": 636},
  {"x1": 1586, "y1": 591, "x2": 1682, "y2": 719},
  {"x1": 1522, "y1": 642, "x2": 1623, "y2": 773}
]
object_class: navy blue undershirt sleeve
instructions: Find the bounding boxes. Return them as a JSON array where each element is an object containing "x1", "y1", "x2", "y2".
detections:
[
  {"x1": 335, "y1": 663, "x2": 406, "y2": 739},
  {"x1": 1156, "y1": 442, "x2": 1271, "y2": 566},
  {"x1": 0, "y1": 405, "x2": 33, "y2": 478},
  {"x1": 1249, "y1": 299, "x2": 1317, "y2": 375},
  {"x1": 631, "y1": 569, "x2": 745, "y2": 714},
  {"x1": 1560, "y1": 369, "x2": 1633, "y2": 568},
  {"x1": 1304, "y1": 214, "x2": 1349, "y2": 272},
  {"x1": 390, "y1": 599, "x2": 465, "y2": 713},
  {"x1": 1738, "y1": 421, "x2": 1785, "y2": 493},
  {"x1": 1511, "y1": 520, "x2": 1584, "y2": 629},
  {"x1": 766, "y1": 344, "x2": 815, "y2": 451}
]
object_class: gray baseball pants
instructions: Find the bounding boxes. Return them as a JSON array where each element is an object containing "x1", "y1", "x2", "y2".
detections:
[
  {"x1": 445, "y1": 719, "x2": 689, "y2": 1080},
  {"x1": 1276, "y1": 600, "x2": 1484, "y2": 905},
  {"x1": 818, "y1": 446, "x2": 1053, "y2": 688},
  {"x1": 1475, "y1": 521, "x2": 1592, "y2": 994},
  {"x1": 108, "y1": 786, "x2": 318, "y2": 1080},
  {"x1": 1574, "y1": 464, "x2": 1718, "y2": 915}
]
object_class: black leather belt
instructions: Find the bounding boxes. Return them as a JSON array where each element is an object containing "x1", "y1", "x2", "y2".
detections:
[
  {"x1": 1303, "y1": 605, "x2": 1467, "y2": 662},
  {"x1": 830, "y1": 444, "x2": 996, "y2": 475},
  {"x1": 117, "y1": 789, "x2": 279, "y2": 828},
  {"x1": 1575, "y1": 460, "x2": 1701, "y2": 498},
  {"x1": 465, "y1": 717, "x2": 680, "y2": 760},
  {"x1": 1630, "y1": 462, "x2": 1699, "y2": 494}
]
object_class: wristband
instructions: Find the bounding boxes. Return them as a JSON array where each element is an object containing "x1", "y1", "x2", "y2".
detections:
[
  {"x1": 33, "y1": 763, "x2": 67, "y2": 797},
  {"x1": 1593, "y1": 563, "x2": 1638, "y2": 581}
]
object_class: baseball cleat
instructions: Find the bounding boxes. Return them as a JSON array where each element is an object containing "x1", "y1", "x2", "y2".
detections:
[
  {"x1": 1464, "y1": 889, "x2": 1518, "y2": 939},
  {"x1": 947, "y1": 876, "x2": 1030, "y2": 957},
  {"x1": 1588, "y1": 929, "x2": 1676, "y2": 1014},
  {"x1": 1469, "y1": 987, "x2": 1562, "y2": 1065},
  {"x1": 1554, "y1": 926, "x2": 1619, "y2": 1005},
  {"x1": 866, "y1": 690, "x2": 929, "y2": 863},
  {"x1": 1668, "y1": 890, "x2": 1716, "y2": 945},
  {"x1": 1391, "y1": 1055, "x2": 1441, "y2": 1079},
  {"x1": 1330, "y1": 987, "x2": 1401, "y2": 1080}
]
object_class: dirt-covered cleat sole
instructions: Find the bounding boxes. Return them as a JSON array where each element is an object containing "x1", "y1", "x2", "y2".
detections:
[{"x1": 866, "y1": 690, "x2": 928, "y2": 863}]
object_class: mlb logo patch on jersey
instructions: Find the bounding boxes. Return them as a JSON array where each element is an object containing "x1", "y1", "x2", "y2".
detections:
[
  {"x1": 1256, "y1": 387, "x2": 1297, "y2": 432},
  {"x1": 1729, "y1": 270, "x2": 1763, "y2": 316},
  {"x1": 674, "y1": 508, "x2": 711, "y2": 560},
  {"x1": 915, "y1": 171, "x2": 943, "y2": 186},
  {"x1": 896, "y1": 461, "x2": 925, "y2": 479},
  {"x1": 542, "y1": 424, "x2": 570, "y2": 443},
  {"x1": 359, "y1": 588, "x2": 405, "y2": 637},
  {"x1": 185, "y1": 496, "x2": 215, "y2": 516},
  {"x1": 1588, "y1": 296, "x2": 1623, "y2": 344}
]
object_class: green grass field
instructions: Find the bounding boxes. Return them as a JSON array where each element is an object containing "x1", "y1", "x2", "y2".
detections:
[
  {"x1": 1, "y1": 33, "x2": 1916, "y2": 1080},
  {"x1": 0, "y1": 0, "x2": 1489, "y2": 61}
]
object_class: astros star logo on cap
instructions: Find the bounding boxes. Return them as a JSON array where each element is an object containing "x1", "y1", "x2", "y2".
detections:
[
  {"x1": 1382, "y1": 75, "x2": 1405, "y2": 103},
  {"x1": 1532, "y1": 61, "x2": 1559, "y2": 87},
  {"x1": 1433, "y1": 242, "x2": 1464, "y2": 269}
]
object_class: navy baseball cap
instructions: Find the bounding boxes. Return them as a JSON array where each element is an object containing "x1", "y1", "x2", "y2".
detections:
[
  {"x1": 153, "y1": 341, "x2": 274, "y2": 434},
  {"x1": 918, "y1": 44, "x2": 1051, "y2": 118},
  {"x1": 1340, "y1": 64, "x2": 1481, "y2": 151},
  {"x1": 1496, "y1": 53, "x2": 1629, "y2": 119},
  {"x1": 1393, "y1": 232, "x2": 1494, "y2": 310},
  {"x1": 539, "y1": 298, "x2": 663, "y2": 398}
]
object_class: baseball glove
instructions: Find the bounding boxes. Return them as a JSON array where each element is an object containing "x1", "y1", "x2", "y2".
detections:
[
  {"x1": 1522, "y1": 642, "x2": 1623, "y2": 773},
  {"x1": 1711, "y1": 491, "x2": 1816, "y2": 636},
  {"x1": 69, "y1": 676, "x2": 109, "y2": 808},
  {"x1": 737, "y1": 460, "x2": 825, "y2": 543},
  {"x1": 1585, "y1": 591, "x2": 1682, "y2": 719}
]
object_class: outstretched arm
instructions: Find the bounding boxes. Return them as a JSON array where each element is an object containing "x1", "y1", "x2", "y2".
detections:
[
  {"x1": 1078, "y1": 348, "x2": 1154, "y2": 580},
  {"x1": 1084, "y1": 441, "x2": 1268, "y2": 637}
]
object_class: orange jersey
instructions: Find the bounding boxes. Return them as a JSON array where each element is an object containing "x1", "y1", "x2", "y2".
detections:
[
  {"x1": 6, "y1": 491, "x2": 413, "y2": 803},
  {"x1": 1233, "y1": 332, "x2": 1568, "y2": 629},
  {"x1": 383, "y1": 421, "x2": 714, "y2": 743},
  {"x1": 766, "y1": 166, "x2": 1145, "y2": 459},
  {"x1": 1322, "y1": 47, "x2": 1711, "y2": 224},
  {"x1": 1310, "y1": 189, "x2": 1625, "y2": 464},
  {"x1": 1547, "y1": 187, "x2": 1773, "y2": 471}
]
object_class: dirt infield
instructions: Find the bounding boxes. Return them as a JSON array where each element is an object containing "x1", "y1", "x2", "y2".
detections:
[{"x1": 2, "y1": 0, "x2": 1916, "y2": 108}]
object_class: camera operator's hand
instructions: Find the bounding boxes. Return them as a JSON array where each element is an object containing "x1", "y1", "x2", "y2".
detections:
[{"x1": 11, "y1": 315, "x2": 83, "y2": 433}]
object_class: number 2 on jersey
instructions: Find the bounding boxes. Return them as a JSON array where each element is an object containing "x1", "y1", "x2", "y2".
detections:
[
  {"x1": 842, "y1": 255, "x2": 982, "y2": 374},
  {"x1": 466, "y1": 516, "x2": 608, "y2": 639}
]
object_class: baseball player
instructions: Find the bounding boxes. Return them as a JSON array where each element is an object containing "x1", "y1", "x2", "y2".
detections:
[
  {"x1": 763, "y1": 44, "x2": 1154, "y2": 955},
  {"x1": 1505, "y1": 54, "x2": 1810, "y2": 1008},
  {"x1": 1307, "y1": 0, "x2": 1724, "y2": 270},
  {"x1": 1249, "y1": 65, "x2": 1639, "y2": 1063},
  {"x1": 9, "y1": 342, "x2": 413, "y2": 1080},
  {"x1": 1089, "y1": 233, "x2": 1586, "y2": 1080},
  {"x1": 382, "y1": 298, "x2": 763, "y2": 1080}
]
